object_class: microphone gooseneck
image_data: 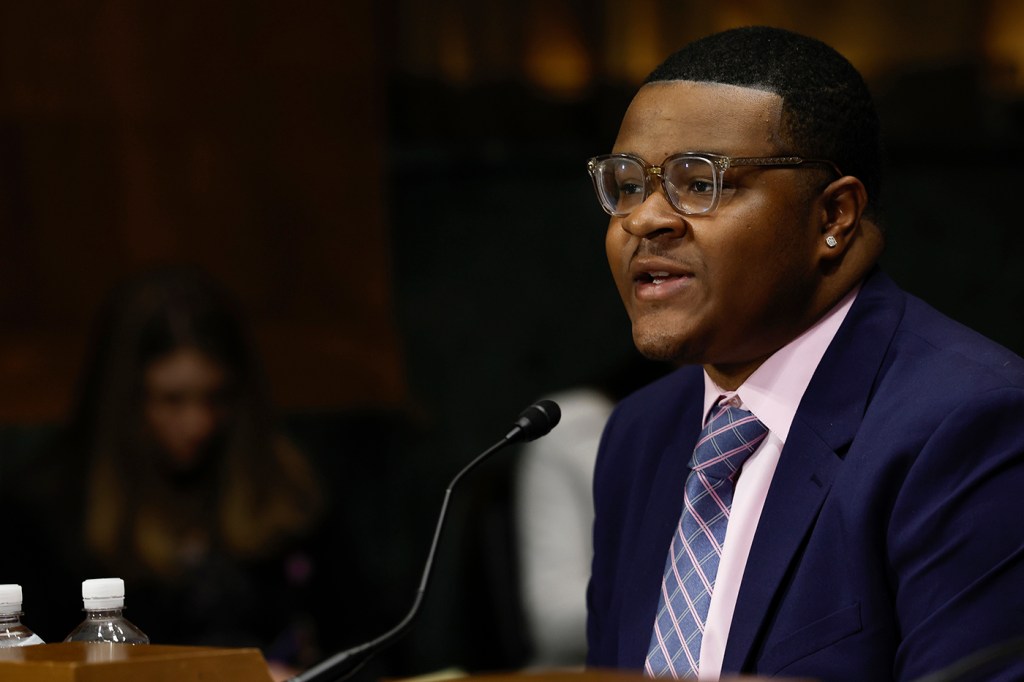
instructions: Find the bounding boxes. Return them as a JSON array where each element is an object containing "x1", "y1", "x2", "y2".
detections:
[{"x1": 288, "y1": 400, "x2": 561, "y2": 682}]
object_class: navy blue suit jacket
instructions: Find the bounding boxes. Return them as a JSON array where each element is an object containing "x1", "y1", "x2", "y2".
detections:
[{"x1": 587, "y1": 271, "x2": 1024, "y2": 681}]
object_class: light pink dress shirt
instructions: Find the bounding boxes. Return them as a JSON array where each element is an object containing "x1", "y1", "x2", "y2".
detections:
[{"x1": 696, "y1": 285, "x2": 860, "y2": 680}]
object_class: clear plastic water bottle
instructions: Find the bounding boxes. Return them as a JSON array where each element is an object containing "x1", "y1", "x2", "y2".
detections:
[
  {"x1": 0, "y1": 584, "x2": 44, "y2": 647},
  {"x1": 64, "y1": 578, "x2": 150, "y2": 644}
]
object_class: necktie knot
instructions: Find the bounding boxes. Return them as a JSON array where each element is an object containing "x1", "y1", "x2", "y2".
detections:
[{"x1": 691, "y1": 404, "x2": 768, "y2": 484}]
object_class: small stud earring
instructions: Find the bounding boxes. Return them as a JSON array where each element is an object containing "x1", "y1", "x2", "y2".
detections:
[{"x1": 825, "y1": 235, "x2": 838, "y2": 248}]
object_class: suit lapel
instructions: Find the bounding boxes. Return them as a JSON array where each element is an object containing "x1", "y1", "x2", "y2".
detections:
[
  {"x1": 720, "y1": 413, "x2": 844, "y2": 671},
  {"x1": 619, "y1": 377, "x2": 705, "y2": 670},
  {"x1": 722, "y1": 271, "x2": 906, "y2": 672}
]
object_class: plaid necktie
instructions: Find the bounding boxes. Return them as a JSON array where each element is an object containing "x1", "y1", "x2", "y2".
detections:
[{"x1": 645, "y1": 403, "x2": 768, "y2": 678}]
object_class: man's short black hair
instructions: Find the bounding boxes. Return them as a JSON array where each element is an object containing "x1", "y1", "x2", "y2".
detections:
[{"x1": 646, "y1": 26, "x2": 882, "y2": 217}]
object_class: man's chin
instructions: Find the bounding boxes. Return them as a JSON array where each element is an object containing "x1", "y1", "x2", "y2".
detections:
[{"x1": 632, "y1": 327, "x2": 694, "y2": 365}]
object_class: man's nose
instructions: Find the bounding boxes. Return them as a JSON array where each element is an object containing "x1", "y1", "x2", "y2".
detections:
[{"x1": 619, "y1": 191, "x2": 688, "y2": 240}]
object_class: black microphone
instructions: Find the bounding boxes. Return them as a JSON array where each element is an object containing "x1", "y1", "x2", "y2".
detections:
[
  {"x1": 288, "y1": 399, "x2": 561, "y2": 682},
  {"x1": 505, "y1": 399, "x2": 561, "y2": 443}
]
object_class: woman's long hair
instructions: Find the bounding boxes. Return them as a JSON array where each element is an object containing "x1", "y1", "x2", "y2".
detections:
[{"x1": 65, "y1": 265, "x2": 323, "y2": 579}]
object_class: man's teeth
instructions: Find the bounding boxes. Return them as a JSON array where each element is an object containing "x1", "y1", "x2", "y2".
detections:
[{"x1": 650, "y1": 271, "x2": 670, "y2": 285}]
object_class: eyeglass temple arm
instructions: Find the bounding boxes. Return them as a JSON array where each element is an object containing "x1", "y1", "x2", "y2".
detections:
[{"x1": 729, "y1": 156, "x2": 843, "y2": 176}]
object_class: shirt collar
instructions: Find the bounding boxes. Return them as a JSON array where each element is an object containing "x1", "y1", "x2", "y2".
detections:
[{"x1": 702, "y1": 284, "x2": 861, "y2": 443}]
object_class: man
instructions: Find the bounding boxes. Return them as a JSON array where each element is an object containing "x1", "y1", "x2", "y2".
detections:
[{"x1": 585, "y1": 26, "x2": 1024, "y2": 682}]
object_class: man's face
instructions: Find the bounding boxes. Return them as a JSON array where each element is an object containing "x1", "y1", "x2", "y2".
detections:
[{"x1": 605, "y1": 80, "x2": 826, "y2": 377}]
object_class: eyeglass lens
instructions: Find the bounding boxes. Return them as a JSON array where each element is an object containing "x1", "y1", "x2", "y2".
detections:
[{"x1": 592, "y1": 155, "x2": 718, "y2": 216}]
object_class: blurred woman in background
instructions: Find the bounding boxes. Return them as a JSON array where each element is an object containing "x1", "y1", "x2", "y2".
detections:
[{"x1": 16, "y1": 265, "x2": 324, "y2": 675}]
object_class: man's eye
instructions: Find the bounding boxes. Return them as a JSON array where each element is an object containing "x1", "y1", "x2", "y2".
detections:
[
  {"x1": 688, "y1": 179, "x2": 715, "y2": 194},
  {"x1": 619, "y1": 181, "x2": 644, "y2": 196}
]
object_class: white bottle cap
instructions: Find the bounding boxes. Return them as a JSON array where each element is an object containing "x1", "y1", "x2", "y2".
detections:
[
  {"x1": 82, "y1": 578, "x2": 125, "y2": 610},
  {"x1": 0, "y1": 584, "x2": 23, "y2": 615}
]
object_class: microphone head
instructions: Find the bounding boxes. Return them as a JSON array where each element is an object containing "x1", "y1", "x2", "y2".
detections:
[{"x1": 507, "y1": 399, "x2": 561, "y2": 443}]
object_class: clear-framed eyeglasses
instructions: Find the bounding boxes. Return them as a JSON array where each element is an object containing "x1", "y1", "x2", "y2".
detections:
[{"x1": 586, "y1": 152, "x2": 842, "y2": 217}]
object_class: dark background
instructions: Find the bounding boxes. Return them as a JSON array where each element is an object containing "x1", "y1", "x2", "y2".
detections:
[{"x1": 2, "y1": 0, "x2": 1024, "y2": 677}]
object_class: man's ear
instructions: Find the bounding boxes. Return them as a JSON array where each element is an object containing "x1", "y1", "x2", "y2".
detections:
[{"x1": 818, "y1": 175, "x2": 868, "y2": 256}]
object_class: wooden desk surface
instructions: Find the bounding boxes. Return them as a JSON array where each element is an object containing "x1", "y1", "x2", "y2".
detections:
[
  {"x1": 392, "y1": 668, "x2": 814, "y2": 682},
  {"x1": 0, "y1": 642, "x2": 274, "y2": 682}
]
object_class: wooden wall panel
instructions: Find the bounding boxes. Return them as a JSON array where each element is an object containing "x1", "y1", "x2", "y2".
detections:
[{"x1": 0, "y1": 2, "x2": 404, "y2": 422}]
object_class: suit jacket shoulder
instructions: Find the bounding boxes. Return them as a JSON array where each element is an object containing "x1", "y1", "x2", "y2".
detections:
[{"x1": 727, "y1": 272, "x2": 1024, "y2": 681}]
